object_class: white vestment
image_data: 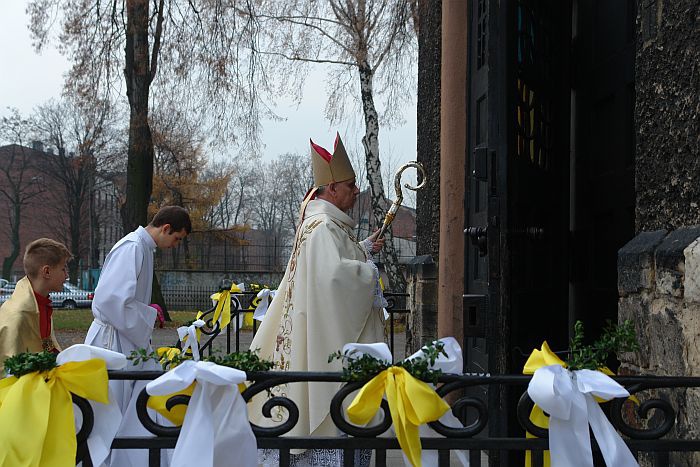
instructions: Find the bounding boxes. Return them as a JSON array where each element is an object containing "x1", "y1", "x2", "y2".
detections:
[
  {"x1": 250, "y1": 199, "x2": 385, "y2": 444},
  {"x1": 84, "y1": 226, "x2": 163, "y2": 466}
]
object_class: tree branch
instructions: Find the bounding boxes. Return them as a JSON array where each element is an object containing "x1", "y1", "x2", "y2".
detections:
[
  {"x1": 150, "y1": 0, "x2": 166, "y2": 83},
  {"x1": 253, "y1": 48, "x2": 355, "y2": 67},
  {"x1": 256, "y1": 13, "x2": 354, "y2": 57}
]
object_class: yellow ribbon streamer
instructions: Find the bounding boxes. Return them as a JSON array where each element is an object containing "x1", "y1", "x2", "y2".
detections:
[
  {"x1": 522, "y1": 341, "x2": 565, "y2": 467},
  {"x1": 148, "y1": 382, "x2": 197, "y2": 426},
  {"x1": 0, "y1": 359, "x2": 108, "y2": 467},
  {"x1": 210, "y1": 284, "x2": 241, "y2": 330},
  {"x1": 347, "y1": 367, "x2": 450, "y2": 467},
  {"x1": 148, "y1": 382, "x2": 246, "y2": 426}
]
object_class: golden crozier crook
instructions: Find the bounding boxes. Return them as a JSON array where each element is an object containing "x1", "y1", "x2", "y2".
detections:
[{"x1": 377, "y1": 162, "x2": 427, "y2": 239}]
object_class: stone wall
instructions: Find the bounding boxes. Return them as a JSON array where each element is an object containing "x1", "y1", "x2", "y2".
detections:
[
  {"x1": 635, "y1": 0, "x2": 700, "y2": 231},
  {"x1": 618, "y1": 226, "x2": 700, "y2": 464},
  {"x1": 405, "y1": 257, "x2": 438, "y2": 355}
]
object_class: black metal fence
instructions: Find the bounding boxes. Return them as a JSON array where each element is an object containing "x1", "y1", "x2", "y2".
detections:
[
  {"x1": 154, "y1": 237, "x2": 418, "y2": 273},
  {"x1": 72, "y1": 372, "x2": 700, "y2": 467},
  {"x1": 184, "y1": 291, "x2": 409, "y2": 361},
  {"x1": 68, "y1": 290, "x2": 700, "y2": 466}
]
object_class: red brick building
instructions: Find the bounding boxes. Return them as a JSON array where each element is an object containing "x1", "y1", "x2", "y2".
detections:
[
  {"x1": 347, "y1": 189, "x2": 416, "y2": 262},
  {"x1": 0, "y1": 143, "x2": 122, "y2": 283}
]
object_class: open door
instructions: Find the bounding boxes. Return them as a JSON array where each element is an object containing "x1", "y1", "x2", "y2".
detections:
[
  {"x1": 463, "y1": 1, "x2": 636, "y2": 464},
  {"x1": 464, "y1": 0, "x2": 572, "y2": 462}
]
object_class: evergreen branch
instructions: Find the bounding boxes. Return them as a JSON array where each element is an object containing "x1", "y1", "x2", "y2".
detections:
[
  {"x1": 329, "y1": 341, "x2": 448, "y2": 384},
  {"x1": 4, "y1": 351, "x2": 58, "y2": 377},
  {"x1": 566, "y1": 319, "x2": 639, "y2": 371},
  {"x1": 128, "y1": 348, "x2": 273, "y2": 372}
]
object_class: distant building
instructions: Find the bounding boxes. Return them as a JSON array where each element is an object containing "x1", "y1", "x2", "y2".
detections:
[
  {"x1": 0, "y1": 143, "x2": 122, "y2": 283},
  {"x1": 347, "y1": 189, "x2": 416, "y2": 263}
]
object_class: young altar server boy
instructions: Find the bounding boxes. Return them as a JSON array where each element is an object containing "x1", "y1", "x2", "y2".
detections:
[
  {"x1": 85, "y1": 205, "x2": 190, "y2": 467},
  {"x1": 0, "y1": 238, "x2": 71, "y2": 375}
]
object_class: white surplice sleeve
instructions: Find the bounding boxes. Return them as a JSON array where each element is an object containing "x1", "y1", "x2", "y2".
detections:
[{"x1": 93, "y1": 241, "x2": 157, "y2": 349}]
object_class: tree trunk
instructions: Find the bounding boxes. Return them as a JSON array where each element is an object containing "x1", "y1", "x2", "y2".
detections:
[
  {"x1": 2, "y1": 203, "x2": 21, "y2": 280},
  {"x1": 358, "y1": 62, "x2": 406, "y2": 291},
  {"x1": 123, "y1": 0, "x2": 155, "y2": 232}
]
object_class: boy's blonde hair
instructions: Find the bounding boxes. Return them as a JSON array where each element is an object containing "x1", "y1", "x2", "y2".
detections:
[{"x1": 23, "y1": 238, "x2": 71, "y2": 278}]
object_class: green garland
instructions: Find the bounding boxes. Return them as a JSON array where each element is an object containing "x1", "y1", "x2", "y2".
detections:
[
  {"x1": 565, "y1": 319, "x2": 639, "y2": 370},
  {"x1": 328, "y1": 341, "x2": 448, "y2": 384},
  {"x1": 207, "y1": 352, "x2": 274, "y2": 372},
  {"x1": 4, "y1": 351, "x2": 58, "y2": 377},
  {"x1": 128, "y1": 348, "x2": 273, "y2": 372}
]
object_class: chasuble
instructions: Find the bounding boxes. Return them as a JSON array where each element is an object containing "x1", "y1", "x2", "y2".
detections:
[
  {"x1": 250, "y1": 198, "x2": 385, "y2": 440},
  {"x1": 0, "y1": 276, "x2": 61, "y2": 374}
]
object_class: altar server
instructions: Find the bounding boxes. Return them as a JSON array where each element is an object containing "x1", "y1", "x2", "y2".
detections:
[
  {"x1": 85, "y1": 206, "x2": 190, "y2": 466},
  {"x1": 0, "y1": 238, "x2": 70, "y2": 374}
]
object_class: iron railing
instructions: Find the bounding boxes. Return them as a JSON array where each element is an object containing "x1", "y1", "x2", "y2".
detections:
[
  {"x1": 185, "y1": 290, "x2": 409, "y2": 361},
  {"x1": 72, "y1": 372, "x2": 700, "y2": 467}
]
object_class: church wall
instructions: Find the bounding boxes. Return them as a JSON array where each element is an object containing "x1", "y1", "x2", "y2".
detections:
[
  {"x1": 618, "y1": 227, "x2": 700, "y2": 465},
  {"x1": 635, "y1": 0, "x2": 700, "y2": 231},
  {"x1": 620, "y1": 4, "x2": 700, "y2": 460}
]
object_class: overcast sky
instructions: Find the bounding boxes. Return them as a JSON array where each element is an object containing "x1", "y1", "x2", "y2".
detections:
[{"x1": 0, "y1": 1, "x2": 417, "y2": 171}]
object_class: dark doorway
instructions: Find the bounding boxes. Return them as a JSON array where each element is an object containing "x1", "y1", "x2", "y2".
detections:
[{"x1": 463, "y1": 0, "x2": 636, "y2": 464}]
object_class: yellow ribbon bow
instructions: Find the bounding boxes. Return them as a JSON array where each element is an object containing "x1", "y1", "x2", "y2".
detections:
[
  {"x1": 147, "y1": 347, "x2": 194, "y2": 426},
  {"x1": 157, "y1": 346, "x2": 182, "y2": 364},
  {"x1": 347, "y1": 367, "x2": 450, "y2": 467},
  {"x1": 0, "y1": 359, "x2": 109, "y2": 467},
  {"x1": 147, "y1": 346, "x2": 247, "y2": 426},
  {"x1": 210, "y1": 284, "x2": 241, "y2": 330}
]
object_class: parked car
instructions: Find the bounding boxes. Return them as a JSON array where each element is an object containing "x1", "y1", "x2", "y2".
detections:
[{"x1": 50, "y1": 283, "x2": 94, "y2": 309}]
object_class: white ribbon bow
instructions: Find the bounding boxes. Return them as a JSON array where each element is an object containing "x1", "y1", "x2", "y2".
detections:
[
  {"x1": 177, "y1": 319, "x2": 206, "y2": 361},
  {"x1": 342, "y1": 337, "x2": 469, "y2": 467},
  {"x1": 528, "y1": 365, "x2": 638, "y2": 467},
  {"x1": 146, "y1": 360, "x2": 256, "y2": 467},
  {"x1": 253, "y1": 288, "x2": 276, "y2": 321},
  {"x1": 57, "y1": 344, "x2": 127, "y2": 467}
]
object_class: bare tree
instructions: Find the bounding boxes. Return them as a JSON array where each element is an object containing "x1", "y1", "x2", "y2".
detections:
[
  {"x1": 150, "y1": 109, "x2": 231, "y2": 229},
  {"x1": 28, "y1": 0, "x2": 267, "y2": 233},
  {"x1": 276, "y1": 153, "x2": 314, "y2": 234},
  {"x1": 250, "y1": 0, "x2": 418, "y2": 289},
  {"x1": 32, "y1": 98, "x2": 116, "y2": 282},
  {"x1": 0, "y1": 110, "x2": 46, "y2": 280},
  {"x1": 248, "y1": 160, "x2": 286, "y2": 236},
  {"x1": 203, "y1": 160, "x2": 243, "y2": 230}
]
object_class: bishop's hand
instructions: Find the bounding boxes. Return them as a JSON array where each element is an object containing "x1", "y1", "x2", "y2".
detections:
[{"x1": 365, "y1": 229, "x2": 386, "y2": 254}]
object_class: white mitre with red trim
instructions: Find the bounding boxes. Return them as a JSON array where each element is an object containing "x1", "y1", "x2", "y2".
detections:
[{"x1": 310, "y1": 132, "x2": 355, "y2": 187}]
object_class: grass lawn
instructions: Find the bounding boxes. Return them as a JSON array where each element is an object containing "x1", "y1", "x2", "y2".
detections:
[
  {"x1": 53, "y1": 309, "x2": 201, "y2": 331},
  {"x1": 53, "y1": 309, "x2": 403, "y2": 333}
]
